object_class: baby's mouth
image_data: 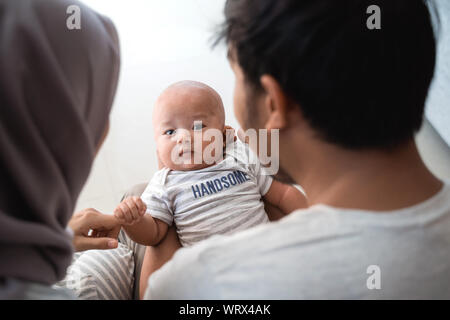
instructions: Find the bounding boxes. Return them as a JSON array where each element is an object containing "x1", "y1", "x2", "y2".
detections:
[
  {"x1": 178, "y1": 146, "x2": 204, "y2": 165},
  {"x1": 178, "y1": 147, "x2": 192, "y2": 156}
]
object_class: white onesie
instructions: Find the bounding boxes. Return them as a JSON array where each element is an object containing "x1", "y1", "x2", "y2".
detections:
[{"x1": 141, "y1": 141, "x2": 273, "y2": 247}]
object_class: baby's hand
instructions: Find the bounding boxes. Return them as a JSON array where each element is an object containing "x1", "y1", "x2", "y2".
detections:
[{"x1": 113, "y1": 196, "x2": 146, "y2": 225}]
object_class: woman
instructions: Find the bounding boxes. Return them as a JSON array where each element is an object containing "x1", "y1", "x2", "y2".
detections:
[{"x1": 0, "y1": 0, "x2": 120, "y2": 299}]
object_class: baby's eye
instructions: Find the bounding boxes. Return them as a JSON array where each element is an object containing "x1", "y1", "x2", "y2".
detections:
[
  {"x1": 192, "y1": 123, "x2": 205, "y2": 131},
  {"x1": 164, "y1": 129, "x2": 175, "y2": 136}
]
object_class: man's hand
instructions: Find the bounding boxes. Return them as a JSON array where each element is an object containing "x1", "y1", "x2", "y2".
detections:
[
  {"x1": 114, "y1": 196, "x2": 147, "y2": 225},
  {"x1": 69, "y1": 208, "x2": 121, "y2": 252}
]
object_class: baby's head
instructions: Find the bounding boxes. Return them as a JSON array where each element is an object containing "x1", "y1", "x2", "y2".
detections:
[{"x1": 153, "y1": 81, "x2": 226, "y2": 171}]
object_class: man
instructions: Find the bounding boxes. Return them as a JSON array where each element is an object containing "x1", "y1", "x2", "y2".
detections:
[{"x1": 144, "y1": 0, "x2": 450, "y2": 299}]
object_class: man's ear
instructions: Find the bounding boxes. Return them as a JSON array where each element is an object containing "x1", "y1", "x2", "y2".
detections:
[{"x1": 260, "y1": 75, "x2": 289, "y2": 130}]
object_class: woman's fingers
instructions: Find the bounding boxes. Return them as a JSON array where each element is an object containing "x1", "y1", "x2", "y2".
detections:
[
  {"x1": 104, "y1": 223, "x2": 121, "y2": 239},
  {"x1": 70, "y1": 208, "x2": 121, "y2": 252},
  {"x1": 71, "y1": 208, "x2": 118, "y2": 234},
  {"x1": 74, "y1": 236, "x2": 118, "y2": 251},
  {"x1": 85, "y1": 208, "x2": 119, "y2": 229}
]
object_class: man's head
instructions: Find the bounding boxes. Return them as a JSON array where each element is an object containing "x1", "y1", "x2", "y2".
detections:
[
  {"x1": 218, "y1": 0, "x2": 436, "y2": 151},
  {"x1": 153, "y1": 80, "x2": 226, "y2": 171}
]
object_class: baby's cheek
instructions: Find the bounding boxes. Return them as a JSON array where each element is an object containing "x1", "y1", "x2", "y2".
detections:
[{"x1": 157, "y1": 141, "x2": 175, "y2": 165}]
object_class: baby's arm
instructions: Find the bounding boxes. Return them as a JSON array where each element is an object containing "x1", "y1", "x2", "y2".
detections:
[
  {"x1": 263, "y1": 180, "x2": 308, "y2": 216},
  {"x1": 114, "y1": 197, "x2": 169, "y2": 246},
  {"x1": 139, "y1": 226, "x2": 181, "y2": 299}
]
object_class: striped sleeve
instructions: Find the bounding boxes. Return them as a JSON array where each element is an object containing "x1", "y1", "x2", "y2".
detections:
[
  {"x1": 140, "y1": 180, "x2": 173, "y2": 226},
  {"x1": 255, "y1": 160, "x2": 273, "y2": 196}
]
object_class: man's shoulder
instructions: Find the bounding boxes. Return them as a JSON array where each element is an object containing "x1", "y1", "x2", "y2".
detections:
[
  {"x1": 146, "y1": 206, "x2": 343, "y2": 299},
  {"x1": 148, "y1": 186, "x2": 450, "y2": 299}
]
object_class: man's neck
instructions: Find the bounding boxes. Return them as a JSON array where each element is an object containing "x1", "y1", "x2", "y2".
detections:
[{"x1": 282, "y1": 138, "x2": 443, "y2": 212}]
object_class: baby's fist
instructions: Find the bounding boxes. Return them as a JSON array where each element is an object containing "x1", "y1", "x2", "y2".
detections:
[{"x1": 114, "y1": 196, "x2": 147, "y2": 225}]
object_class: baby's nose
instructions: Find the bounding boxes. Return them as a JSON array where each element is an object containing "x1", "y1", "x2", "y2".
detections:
[{"x1": 176, "y1": 130, "x2": 191, "y2": 144}]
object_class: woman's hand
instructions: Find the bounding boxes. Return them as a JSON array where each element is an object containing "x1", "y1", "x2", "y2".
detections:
[{"x1": 69, "y1": 208, "x2": 121, "y2": 252}]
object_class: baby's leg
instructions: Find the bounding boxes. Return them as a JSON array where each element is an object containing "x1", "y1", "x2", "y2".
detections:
[{"x1": 139, "y1": 225, "x2": 181, "y2": 299}]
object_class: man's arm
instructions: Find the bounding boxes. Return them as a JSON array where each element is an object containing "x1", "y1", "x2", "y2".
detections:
[{"x1": 263, "y1": 180, "x2": 307, "y2": 216}]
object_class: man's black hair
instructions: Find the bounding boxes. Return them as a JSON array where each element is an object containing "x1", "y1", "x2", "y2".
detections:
[{"x1": 216, "y1": 0, "x2": 437, "y2": 149}]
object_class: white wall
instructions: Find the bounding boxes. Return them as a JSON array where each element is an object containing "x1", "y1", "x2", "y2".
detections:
[
  {"x1": 425, "y1": 0, "x2": 450, "y2": 146},
  {"x1": 75, "y1": 0, "x2": 236, "y2": 214}
]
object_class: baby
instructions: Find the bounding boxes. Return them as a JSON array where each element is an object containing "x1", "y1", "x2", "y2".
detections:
[{"x1": 114, "y1": 81, "x2": 307, "y2": 292}]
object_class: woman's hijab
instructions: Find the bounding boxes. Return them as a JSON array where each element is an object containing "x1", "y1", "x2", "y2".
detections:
[{"x1": 0, "y1": 0, "x2": 120, "y2": 286}]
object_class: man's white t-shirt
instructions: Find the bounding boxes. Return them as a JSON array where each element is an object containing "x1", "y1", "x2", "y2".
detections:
[
  {"x1": 145, "y1": 182, "x2": 450, "y2": 299},
  {"x1": 140, "y1": 141, "x2": 272, "y2": 247}
]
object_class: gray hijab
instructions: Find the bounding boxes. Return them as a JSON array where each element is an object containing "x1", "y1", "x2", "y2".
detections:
[{"x1": 0, "y1": 0, "x2": 120, "y2": 285}]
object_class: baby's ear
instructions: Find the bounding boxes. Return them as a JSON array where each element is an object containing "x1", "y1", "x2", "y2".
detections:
[{"x1": 223, "y1": 125, "x2": 236, "y2": 147}]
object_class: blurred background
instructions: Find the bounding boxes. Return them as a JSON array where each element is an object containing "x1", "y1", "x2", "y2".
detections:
[{"x1": 75, "y1": 0, "x2": 450, "y2": 214}]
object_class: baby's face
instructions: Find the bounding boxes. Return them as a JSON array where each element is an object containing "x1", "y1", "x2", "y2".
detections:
[{"x1": 153, "y1": 82, "x2": 226, "y2": 171}]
